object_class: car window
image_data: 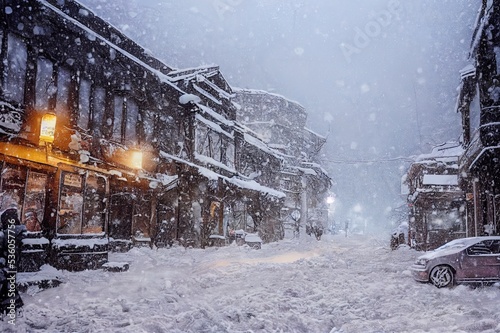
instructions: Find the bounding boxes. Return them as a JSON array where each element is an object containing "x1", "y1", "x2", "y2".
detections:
[
  {"x1": 490, "y1": 240, "x2": 500, "y2": 254},
  {"x1": 467, "y1": 241, "x2": 493, "y2": 256}
]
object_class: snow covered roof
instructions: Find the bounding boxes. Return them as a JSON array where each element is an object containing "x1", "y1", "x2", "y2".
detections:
[
  {"x1": 304, "y1": 127, "x2": 326, "y2": 140},
  {"x1": 414, "y1": 142, "x2": 463, "y2": 163},
  {"x1": 160, "y1": 151, "x2": 285, "y2": 198},
  {"x1": 422, "y1": 174, "x2": 459, "y2": 186},
  {"x1": 232, "y1": 87, "x2": 305, "y2": 110},
  {"x1": 459, "y1": 64, "x2": 476, "y2": 80},
  {"x1": 38, "y1": 0, "x2": 187, "y2": 96}
]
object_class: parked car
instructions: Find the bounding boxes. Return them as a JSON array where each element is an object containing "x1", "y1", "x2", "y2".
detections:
[{"x1": 411, "y1": 236, "x2": 500, "y2": 288}]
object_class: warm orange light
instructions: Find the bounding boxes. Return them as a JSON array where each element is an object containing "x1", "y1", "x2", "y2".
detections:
[
  {"x1": 40, "y1": 113, "x2": 57, "y2": 144},
  {"x1": 130, "y1": 150, "x2": 143, "y2": 169}
]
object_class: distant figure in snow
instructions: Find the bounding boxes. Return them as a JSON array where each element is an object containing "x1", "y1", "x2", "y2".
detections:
[{"x1": 344, "y1": 219, "x2": 350, "y2": 237}]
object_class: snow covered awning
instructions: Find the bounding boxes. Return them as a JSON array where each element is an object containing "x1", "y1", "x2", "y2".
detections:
[{"x1": 422, "y1": 175, "x2": 459, "y2": 186}]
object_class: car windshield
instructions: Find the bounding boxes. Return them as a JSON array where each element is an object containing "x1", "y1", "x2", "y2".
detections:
[{"x1": 435, "y1": 239, "x2": 468, "y2": 251}]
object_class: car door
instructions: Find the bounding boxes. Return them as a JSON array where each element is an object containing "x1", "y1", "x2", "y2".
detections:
[{"x1": 460, "y1": 240, "x2": 500, "y2": 281}]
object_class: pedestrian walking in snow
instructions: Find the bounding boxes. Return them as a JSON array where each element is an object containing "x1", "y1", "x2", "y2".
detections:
[{"x1": 344, "y1": 219, "x2": 350, "y2": 237}]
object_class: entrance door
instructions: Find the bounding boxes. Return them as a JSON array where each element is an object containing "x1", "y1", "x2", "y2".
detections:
[{"x1": 109, "y1": 193, "x2": 133, "y2": 240}]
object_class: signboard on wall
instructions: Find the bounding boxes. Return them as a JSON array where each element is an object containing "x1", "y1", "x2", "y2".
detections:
[{"x1": 63, "y1": 173, "x2": 82, "y2": 188}]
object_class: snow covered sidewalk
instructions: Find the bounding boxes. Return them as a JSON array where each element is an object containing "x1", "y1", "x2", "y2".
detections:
[{"x1": 2, "y1": 233, "x2": 500, "y2": 332}]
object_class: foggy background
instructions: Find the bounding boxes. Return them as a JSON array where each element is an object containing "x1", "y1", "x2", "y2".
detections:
[{"x1": 78, "y1": 0, "x2": 478, "y2": 233}]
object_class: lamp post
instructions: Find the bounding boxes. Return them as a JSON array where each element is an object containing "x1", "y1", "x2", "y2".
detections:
[{"x1": 326, "y1": 195, "x2": 335, "y2": 234}]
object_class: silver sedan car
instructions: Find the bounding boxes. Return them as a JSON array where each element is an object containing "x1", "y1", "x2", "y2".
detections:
[{"x1": 411, "y1": 236, "x2": 500, "y2": 288}]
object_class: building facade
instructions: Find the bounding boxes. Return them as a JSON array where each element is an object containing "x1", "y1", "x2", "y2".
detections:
[
  {"x1": 0, "y1": 0, "x2": 289, "y2": 271},
  {"x1": 405, "y1": 143, "x2": 465, "y2": 250},
  {"x1": 233, "y1": 89, "x2": 332, "y2": 239},
  {"x1": 456, "y1": 0, "x2": 500, "y2": 238},
  {"x1": 0, "y1": 0, "x2": 332, "y2": 272}
]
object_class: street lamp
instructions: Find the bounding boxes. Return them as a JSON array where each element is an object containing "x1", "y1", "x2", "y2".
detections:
[
  {"x1": 39, "y1": 113, "x2": 57, "y2": 145},
  {"x1": 130, "y1": 149, "x2": 143, "y2": 169},
  {"x1": 39, "y1": 113, "x2": 57, "y2": 162},
  {"x1": 326, "y1": 195, "x2": 335, "y2": 234}
]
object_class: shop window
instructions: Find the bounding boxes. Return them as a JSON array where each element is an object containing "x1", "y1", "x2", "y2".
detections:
[
  {"x1": 0, "y1": 164, "x2": 48, "y2": 232},
  {"x1": 35, "y1": 57, "x2": 55, "y2": 111},
  {"x1": 78, "y1": 78, "x2": 91, "y2": 130},
  {"x1": 23, "y1": 171, "x2": 47, "y2": 232},
  {"x1": 55, "y1": 67, "x2": 71, "y2": 116},
  {"x1": 57, "y1": 171, "x2": 107, "y2": 235},
  {"x1": 58, "y1": 172, "x2": 84, "y2": 234},
  {"x1": 3, "y1": 34, "x2": 27, "y2": 104},
  {"x1": 0, "y1": 163, "x2": 26, "y2": 212},
  {"x1": 82, "y1": 174, "x2": 106, "y2": 234}
]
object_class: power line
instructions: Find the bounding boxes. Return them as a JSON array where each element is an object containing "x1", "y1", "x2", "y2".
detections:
[{"x1": 319, "y1": 157, "x2": 415, "y2": 164}]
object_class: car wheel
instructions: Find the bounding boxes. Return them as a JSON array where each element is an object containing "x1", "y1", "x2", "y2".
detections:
[{"x1": 429, "y1": 265, "x2": 454, "y2": 288}]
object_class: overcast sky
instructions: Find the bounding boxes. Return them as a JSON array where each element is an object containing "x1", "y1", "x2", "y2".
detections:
[{"x1": 79, "y1": 0, "x2": 479, "y2": 230}]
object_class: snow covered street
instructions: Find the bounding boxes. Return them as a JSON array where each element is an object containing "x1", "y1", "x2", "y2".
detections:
[{"x1": 3, "y1": 233, "x2": 500, "y2": 333}]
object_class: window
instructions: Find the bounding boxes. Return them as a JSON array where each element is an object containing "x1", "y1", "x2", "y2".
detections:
[
  {"x1": 82, "y1": 174, "x2": 106, "y2": 234},
  {"x1": 0, "y1": 164, "x2": 48, "y2": 233},
  {"x1": 110, "y1": 96, "x2": 140, "y2": 145},
  {"x1": 0, "y1": 163, "x2": 26, "y2": 212},
  {"x1": 23, "y1": 171, "x2": 47, "y2": 232},
  {"x1": 467, "y1": 242, "x2": 492, "y2": 256},
  {"x1": 78, "y1": 78, "x2": 91, "y2": 130},
  {"x1": 142, "y1": 109, "x2": 156, "y2": 143},
  {"x1": 3, "y1": 34, "x2": 27, "y2": 103},
  {"x1": 35, "y1": 57, "x2": 55, "y2": 110},
  {"x1": 58, "y1": 172, "x2": 84, "y2": 234},
  {"x1": 55, "y1": 67, "x2": 71, "y2": 116},
  {"x1": 125, "y1": 97, "x2": 139, "y2": 145},
  {"x1": 195, "y1": 124, "x2": 223, "y2": 161},
  {"x1": 112, "y1": 95, "x2": 124, "y2": 141},
  {"x1": 91, "y1": 87, "x2": 105, "y2": 132},
  {"x1": 57, "y1": 171, "x2": 107, "y2": 235},
  {"x1": 225, "y1": 141, "x2": 235, "y2": 169}
]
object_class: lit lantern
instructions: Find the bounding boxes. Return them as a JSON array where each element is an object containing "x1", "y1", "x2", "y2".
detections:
[
  {"x1": 39, "y1": 113, "x2": 57, "y2": 144},
  {"x1": 130, "y1": 150, "x2": 143, "y2": 169}
]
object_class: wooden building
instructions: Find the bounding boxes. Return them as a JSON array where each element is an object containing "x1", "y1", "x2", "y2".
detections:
[
  {"x1": 233, "y1": 89, "x2": 332, "y2": 239},
  {"x1": 405, "y1": 143, "x2": 465, "y2": 250},
  {"x1": 0, "y1": 0, "x2": 285, "y2": 271},
  {"x1": 456, "y1": 0, "x2": 500, "y2": 238}
]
